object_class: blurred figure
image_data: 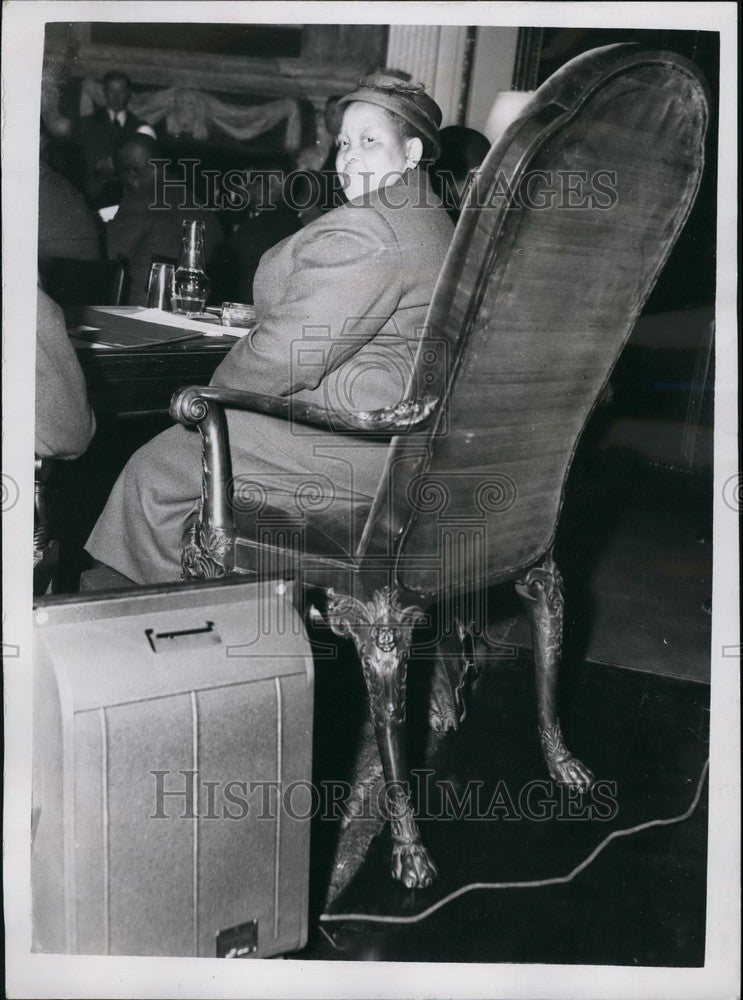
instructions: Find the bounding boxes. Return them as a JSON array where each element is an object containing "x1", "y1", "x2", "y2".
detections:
[
  {"x1": 35, "y1": 285, "x2": 97, "y2": 594},
  {"x1": 38, "y1": 160, "x2": 101, "y2": 264},
  {"x1": 429, "y1": 125, "x2": 491, "y2": 223},
  {"x1": 106, "y1": 135, "x2": 224, "y2": 305},
  {"x1": 164, "y1": 88, "x2": 210, "y2": 141},
  {"x1": 295, "y1": 95, "x2": 346, "y2": 222},
  {"x1": 221, "y1": 167, "x2": 304, "y2": 303},
  {"x1": 38, "y1": 122, "x2": 105, "y2": 310},
  {"x1": 73, "y1": 71, "x2": 144, "y2": 208},
  {"x1": 35, "y1": 287, "x2": 96, "y2": 459},
  {"x1": 296, "y1": 95, "x2": 341, "y2": 173}
]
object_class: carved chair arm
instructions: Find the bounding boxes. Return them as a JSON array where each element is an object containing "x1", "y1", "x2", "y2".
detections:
[
  {"x1": 169, "y1": 386, "x2": 439, "y2": 577},
  {"x1": 170, "y1": 385, "x2": 439, "y2": 435}
]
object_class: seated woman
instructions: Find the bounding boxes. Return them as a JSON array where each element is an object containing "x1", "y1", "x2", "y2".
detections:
[{"x1": 85, "y1": 75, "x2": 454, "y2": 585}]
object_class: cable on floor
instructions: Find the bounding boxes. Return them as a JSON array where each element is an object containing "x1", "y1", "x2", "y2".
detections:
[{"x1": 319, "y1": 757, "x2": 709, "y2": 928}]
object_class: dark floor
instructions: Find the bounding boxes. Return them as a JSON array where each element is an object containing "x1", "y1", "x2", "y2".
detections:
[{"x1": 302, "y1": 653, "x2": 709, "y2": 965}]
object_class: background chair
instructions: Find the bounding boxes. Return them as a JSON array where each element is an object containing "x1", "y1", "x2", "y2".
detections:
[
  {"x1": 170, "y1": 45, "x2": 709, "y2": 888},
  {"x1": 33, "y1": 458, "x2": 59, "y2": 596},
  {"x1": 37, "y1": 256, "x2": 128, "y2": 311}
]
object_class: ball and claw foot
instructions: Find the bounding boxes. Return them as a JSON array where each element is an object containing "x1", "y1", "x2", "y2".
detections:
[
  {"x1": 387, "y1": 785, "x2": 439, "y2": 888},
  {"x1": 392, "y1": 841, "x2": 438, "y2": 889},
  {"x1": 547, "y1": 754, "x2": 595, "y2": 790},
  {"x1": 541, "y1": 722, "x2": 594, "y2": 791}
]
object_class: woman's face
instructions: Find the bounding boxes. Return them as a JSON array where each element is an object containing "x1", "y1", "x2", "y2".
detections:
[{"x1": 335, "y1": 102, "x2": 418, "y2": 201}]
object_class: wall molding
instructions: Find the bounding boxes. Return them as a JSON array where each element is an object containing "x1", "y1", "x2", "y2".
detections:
[
  {"x1": 386, "y1": 24, "x2": 471, "y2": 126},
  {"x1": 53, "y1": 41, "x2": 364, "y2": 107}
]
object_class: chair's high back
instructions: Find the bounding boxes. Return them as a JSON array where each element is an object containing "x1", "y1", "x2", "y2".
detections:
[{"x1": 363, "y1": 45, "x2": 709, "y2": 600}]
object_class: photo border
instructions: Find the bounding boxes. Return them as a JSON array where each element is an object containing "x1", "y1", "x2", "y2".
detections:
[{"x1": 2, "y1": 2, "x2": 739, "y2": 997}]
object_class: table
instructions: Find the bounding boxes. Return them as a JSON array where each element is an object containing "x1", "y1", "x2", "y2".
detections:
[
  {"x1": 76, "y1": 337, "x2": 235, "y2": 416},
  {"x1": 70, "y1": 306, "x2": 239, "y2": 417}
]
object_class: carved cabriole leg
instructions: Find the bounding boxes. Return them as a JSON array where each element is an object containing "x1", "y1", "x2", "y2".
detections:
[
  {"x1": 515, "y1": 552, "x2": 594, "y2": 790},
  {"x1": 327, "y1": 586, "x2": 438, "y2": 889}
]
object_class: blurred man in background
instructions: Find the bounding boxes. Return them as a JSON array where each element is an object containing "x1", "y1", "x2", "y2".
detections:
[
  {"x1": 73, "y1": 71, "x2": 144, "y2": 208},
  {"x1": 106, "y1": 134, "x2": 224, "y2": 305}
]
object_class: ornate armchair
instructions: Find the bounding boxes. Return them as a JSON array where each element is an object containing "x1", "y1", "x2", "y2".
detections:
[{"x1": 170, "y1": 45, "x2": 709, "y2": 888}]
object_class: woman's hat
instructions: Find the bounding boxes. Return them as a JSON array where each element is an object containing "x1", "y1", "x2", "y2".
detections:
[{"x1": 336, "y1": 73, "x2": 443, "y2": 160}]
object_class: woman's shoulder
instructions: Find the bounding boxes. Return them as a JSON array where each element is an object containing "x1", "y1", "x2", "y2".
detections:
[
  {"x1": 368, "y1": 169, "x2": 455, "y2": 247},
  {"x1": 268, "y1": 169, "x2": 453, "y2": 268},
  {"x1": 287, "y1": 198, "x2": 400, "y2": 250}
]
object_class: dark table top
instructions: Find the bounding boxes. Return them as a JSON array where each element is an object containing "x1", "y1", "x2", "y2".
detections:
[{"x1": 70, "y1": 307, "x2": 239, "y2": 416}]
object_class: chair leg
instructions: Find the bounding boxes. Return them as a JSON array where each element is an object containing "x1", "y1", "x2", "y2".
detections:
[
  {"x1": 328, "y1": 586, "x2": 438, "y2": 889},
  {"x1": 429, "y1": 617, "x2": 477, "y2": 733},
  {"x1": 515, "y1": 552, "x2": 594, "y2": 790}
]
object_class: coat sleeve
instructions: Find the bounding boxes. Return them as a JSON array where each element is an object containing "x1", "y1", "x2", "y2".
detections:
[
  {"x1": 35, "y1": 290, "x2": 96, "y2": 459},
  {"x1": 210, "y1": 207, "x2": 403, "y2": 396}
]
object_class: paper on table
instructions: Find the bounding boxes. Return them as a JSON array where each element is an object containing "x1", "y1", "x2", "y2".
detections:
[
  {"x1": 90, "y1": 306, "x2": 253, "y2": 338},
  {"x1": 138, "y1": 307, "x2": 255, "y2": 338},
  {"x1": 127, "y1": 307, "x2": 225, "y2": 333},
  {"x1": 71, "y1": 305, "x2": 250, "y2": 349}
]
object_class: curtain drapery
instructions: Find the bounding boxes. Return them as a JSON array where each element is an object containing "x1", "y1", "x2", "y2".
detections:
[{"x1": 44, "y1": 77, "x2": 302, "y2": 150}]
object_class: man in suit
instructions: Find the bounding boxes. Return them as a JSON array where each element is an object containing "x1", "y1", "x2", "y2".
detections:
[
  {"x1": 106, "y1": 134, "x2": 224, "y2": 305},
  {"x1": 74, "y1": 71, "x2": 144, "y2": 208}
]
